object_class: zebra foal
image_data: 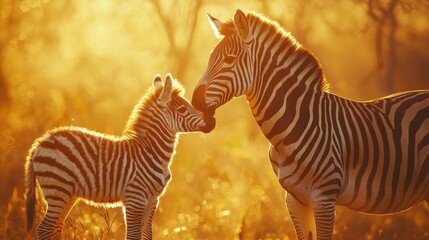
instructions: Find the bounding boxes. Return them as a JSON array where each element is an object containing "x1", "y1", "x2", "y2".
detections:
[
  {"x1": 25, "y1": 73, "x2": 215, "y2": 240},
  {"x1": 192, "y1": 9, "x2": 429, "y2": 240}
]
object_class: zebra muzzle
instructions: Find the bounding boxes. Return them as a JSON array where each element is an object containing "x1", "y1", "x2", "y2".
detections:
[
  {"x1": 201, "y1": 114, "x2": 216, "y2": 133},
  {"x1": 192, "y1": 84, "x2": 209, "y2": 112}
]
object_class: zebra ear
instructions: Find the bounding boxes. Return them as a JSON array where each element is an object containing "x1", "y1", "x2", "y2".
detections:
[
  {"x1": 153, "y1": 73, "x2": 162, "y2": 90},
  {"x1": 158, "y1": 73, "x2": 173, "y2": 107},
  {"x1": 233, "y1": 9, "x2": 253, "y2": 44},
  {"x1": 207, "y1": 12, "x2": 225, "y2": 38}
]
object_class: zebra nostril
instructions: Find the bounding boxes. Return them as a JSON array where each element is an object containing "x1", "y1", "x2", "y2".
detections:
[{"x1": 192, "y1": 84, "x2": 207, "y2": 112}]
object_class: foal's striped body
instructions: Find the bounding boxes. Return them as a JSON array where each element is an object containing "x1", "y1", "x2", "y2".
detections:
[{"x1": 25, "y1": 74, "x2": 215, "y2": 239}]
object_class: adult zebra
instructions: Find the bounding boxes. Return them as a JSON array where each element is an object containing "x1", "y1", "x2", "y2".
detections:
[
  {"x1": 25, "y1": 73, "x2": 215, "y2": 240},
  {"x1": 192, "y1": 9, "x2": 429, "y2": 240}
]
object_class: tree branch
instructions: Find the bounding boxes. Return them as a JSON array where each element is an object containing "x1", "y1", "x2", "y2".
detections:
[
  {"x1": 175, "y1": 0, "x2": 203, "y2": 80},
  {"x1": 150, "y1": 0, "x2": 177, "y2": 54}
]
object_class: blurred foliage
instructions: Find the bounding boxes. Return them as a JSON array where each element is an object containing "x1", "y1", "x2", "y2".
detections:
[{"x1": 0, "y1": 0, "x2": 428, "y2": 239}]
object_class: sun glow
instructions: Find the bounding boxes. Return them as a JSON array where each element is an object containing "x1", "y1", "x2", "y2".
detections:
[{"x1": 1, "y1": 0, "x2": 428, "y2": 239}]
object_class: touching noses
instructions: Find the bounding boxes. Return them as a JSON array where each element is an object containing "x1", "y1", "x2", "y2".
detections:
[{"x1": 200, "y1": 113, "x2": 216, "y2": 133}]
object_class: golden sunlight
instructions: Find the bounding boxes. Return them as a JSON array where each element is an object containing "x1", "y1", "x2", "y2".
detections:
[{"x1": 0, "y1": 0, "x2": 428, "y2": 239}]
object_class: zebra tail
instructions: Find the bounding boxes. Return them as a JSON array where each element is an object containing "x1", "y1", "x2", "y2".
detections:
[{"x1": 25, "y1": 144, "x2": 37, "y2": 234}]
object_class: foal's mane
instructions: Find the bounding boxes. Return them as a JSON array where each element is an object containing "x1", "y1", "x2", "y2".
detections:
[{"x1": 124, "y1": 79, "x2": 185, "y2": 134}]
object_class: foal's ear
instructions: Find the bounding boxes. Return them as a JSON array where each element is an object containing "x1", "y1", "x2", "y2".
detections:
[
  {"x1": 207, "y1": 12, "x2": 225, "y2": 38},
  {"x1": 157, "y1": 73, "x2": 173, "y2": 107},
  {"x1": 153, "y1": 73, "x2": 162, "y2": 90},
  {"x1": 164, "y1": 73, "x2": 173, "y2": 96},
  {"x1": 233, "y1": 9, "x2": 253, "y2": 44}
]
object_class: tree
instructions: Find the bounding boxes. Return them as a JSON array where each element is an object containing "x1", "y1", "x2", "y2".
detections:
[
  {"x1": 0, "y1": 0, "x2": 19, "y2": 112},
  {"x1": 365, "y1": 0, "x2": 399, "y2": 94},
  {"x1": 310, "y1": 0, "x2": 429, "y2": 94},
  {"x1": 356, "y1": 0, "x2": 429, "y2": 94},
  {"x1": 149, "y1": 0, "x2": 204, "y2": 82}
]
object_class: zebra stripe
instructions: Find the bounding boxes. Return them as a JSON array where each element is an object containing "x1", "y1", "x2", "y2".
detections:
[
  {"x1": 192, "y1": 9, "x2": 429, "y2": 240},
  {"x1": 25, "y1": 73, "x2": 215, "y2": 240}
]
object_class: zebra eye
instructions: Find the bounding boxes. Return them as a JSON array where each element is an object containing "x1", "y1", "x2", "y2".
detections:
[
  {"x1": 177, "y1": 106, "x2": 187, "y2": 114},
  {"x1": 224, "y1": 55, "x2": 235, "y2": 64}
]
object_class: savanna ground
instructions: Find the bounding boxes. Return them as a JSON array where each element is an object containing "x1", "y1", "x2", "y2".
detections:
[{"x1": 1, "y1": 0, "x2": 429, "y2": 239}]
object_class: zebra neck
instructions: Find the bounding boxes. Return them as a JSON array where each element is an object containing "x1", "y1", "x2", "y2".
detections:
[
  {"x1": 244, "y1": 36, "x2": 327, "y2": 147},
  {"x1": 124, "y1": 119, "x2": 177, "y2": 165},
  {"x1": 123, "y1": 134, "x2": 176, "y2": 171},
  {"x1": 125, "y1": 107, "x2": 176, "y2": 141},
  {"x1": 246, "y1": 52, "x2": 325, "y2": 148},
  {"x1": 143, "y1": 134, "x2": 176, "y2": 164},
  {"x1": 124, "y1": 101, "x2": 177, "y2": 143}
]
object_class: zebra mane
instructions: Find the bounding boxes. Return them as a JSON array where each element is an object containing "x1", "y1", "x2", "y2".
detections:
[
  {"x1": 218, "y1": 12, "x2": 301, "y2": 47},
  {"x1": 219, "y1": 11, "x2": 330, "y2": 92},
  {"x1": 124, "y1": 79, "x2": 185, "y2": 135}
]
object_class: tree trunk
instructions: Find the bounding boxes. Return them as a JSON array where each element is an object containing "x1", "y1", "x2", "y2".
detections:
[{"x1": 383, "y1": 4, "x2": 397, "y2": 94}]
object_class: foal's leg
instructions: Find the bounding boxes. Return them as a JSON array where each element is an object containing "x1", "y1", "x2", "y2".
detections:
[
  {"x1": 37, "y1": 194, "x2": 77, "y2": 240},
  {"x1": 141, "y1": 198, "x2": 159, "y2": 240},
  {"x1": 124, "y1": 183, "x2": 148, "y2": 240},
  {"x1": 124, "y1": 199, "x2": 146, "y2": 240}
]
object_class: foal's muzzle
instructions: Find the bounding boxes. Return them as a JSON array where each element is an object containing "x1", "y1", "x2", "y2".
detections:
[{"x1": 200, "y1": 114, "x2": 216, "y2": 133}]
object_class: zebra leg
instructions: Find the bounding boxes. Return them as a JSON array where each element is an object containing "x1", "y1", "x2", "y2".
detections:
[
  {"x1": 286, "y1": 193, "x2": 316, "y2": 240},
  {"x1": 37, "y1": 195, "x2": 77, "y2": 240},
  {"x1": 141, "y1": 198, "x2": 159, "y2": 240},
  {"x1": 312, "y1": 201, "x2": 336, "y2": 240},
  {"x1": 124, "y1": 199, "x2": 146, "y2": 240}
]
